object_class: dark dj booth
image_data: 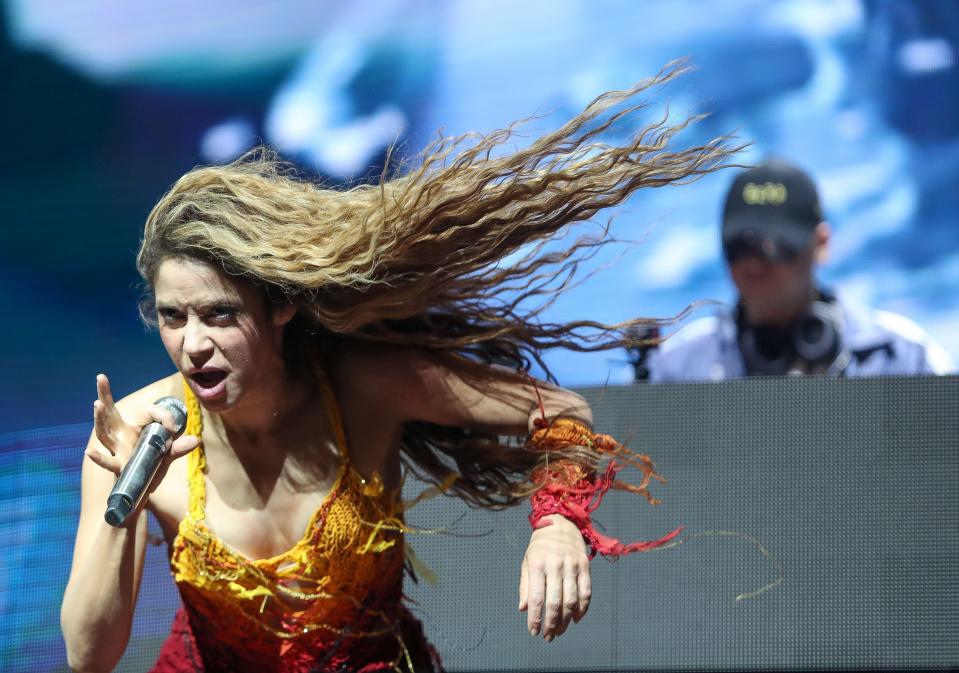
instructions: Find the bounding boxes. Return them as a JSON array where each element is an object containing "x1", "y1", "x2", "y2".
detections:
[
  {"x1": 2, "y1": 376, "x2": 957, "y2": 671},
  {"x1": 406, "y1": 376, "x2": 959, "y2": 671}
]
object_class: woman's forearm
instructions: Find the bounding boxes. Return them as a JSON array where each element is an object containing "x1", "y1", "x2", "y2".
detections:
[{"x1": 61, "y1": 511, "x2": 147, "y2": 673}]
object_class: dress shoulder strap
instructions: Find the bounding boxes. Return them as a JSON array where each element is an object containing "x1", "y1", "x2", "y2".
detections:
[
  {"x1": 182, "y1": 380, "x2": 207, "y2": 523},
  {"x1": 179, "y1": 361, "x2": 349, "y2": 524},
  {"x1": 311, "y1": 356, "x2": 351, "y2": 462}
]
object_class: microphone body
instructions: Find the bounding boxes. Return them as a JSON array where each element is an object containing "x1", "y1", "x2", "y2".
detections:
[{"x1": 104, "y1": 396, "x2": 188, "y2": 527}]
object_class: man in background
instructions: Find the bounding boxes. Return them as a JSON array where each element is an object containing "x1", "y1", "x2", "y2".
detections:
[{"x1": 643, "y1": 159, "x2": 954, "y2": 381}]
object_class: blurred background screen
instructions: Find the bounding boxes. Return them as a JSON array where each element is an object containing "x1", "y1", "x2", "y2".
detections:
[
  {"x1": 1, "y1": 0, "x2": 958, "y2": 670},
  {"x1": 3, "y1": 377, "x2": 958, "y2": 671},
  {"x1": 2, "y1": 0, "x2": 959, "y2": 429}
]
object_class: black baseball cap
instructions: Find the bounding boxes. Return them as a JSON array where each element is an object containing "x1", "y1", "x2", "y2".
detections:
[{"x1": 721, "y1": 159, "x2": 823, "y2": 261}]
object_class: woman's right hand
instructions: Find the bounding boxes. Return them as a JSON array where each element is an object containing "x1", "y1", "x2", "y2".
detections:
[
  {"x1": 63, "y1": 374, "x2": 197, "y2": 673},
  {"x1": 86, "y1": 374, "x2": 198, "y2": 491}
]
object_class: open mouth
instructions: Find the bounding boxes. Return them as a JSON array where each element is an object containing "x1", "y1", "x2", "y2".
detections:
[{"x1": 191, "y1": 370, "x2": 227, "y2": 389}]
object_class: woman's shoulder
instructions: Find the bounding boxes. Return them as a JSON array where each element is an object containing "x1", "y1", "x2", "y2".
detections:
[
  {"x1": 113, "y1": 373, "x2": 184, "y2": 415},
  {"x1": 323, "y1": 341, "x2": 428, "y2": 415},
  {"x1": 327, "y1": 341, "x2": 431, "y2": 389}
]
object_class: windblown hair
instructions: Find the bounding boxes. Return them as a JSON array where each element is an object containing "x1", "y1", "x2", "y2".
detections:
[{"x1": 137, "y1": 62, "x2": 740, "y2": 507}]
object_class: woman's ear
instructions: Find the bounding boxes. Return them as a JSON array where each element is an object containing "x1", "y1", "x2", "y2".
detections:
[{"x1": 272, "y1": 303, "x2": 297, "y2": 326}]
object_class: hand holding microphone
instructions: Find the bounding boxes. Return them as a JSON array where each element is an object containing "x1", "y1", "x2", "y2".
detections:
[{"x1": 87, "y1": 374, "x2": 198, "y2": 527}]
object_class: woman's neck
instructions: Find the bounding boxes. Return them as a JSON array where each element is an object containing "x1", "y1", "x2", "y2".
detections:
[{"x1": 210, "y1": 367, "x2": 315, "y2": 448}]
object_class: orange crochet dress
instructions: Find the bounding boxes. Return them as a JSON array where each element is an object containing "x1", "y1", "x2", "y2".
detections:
[{"x1": 150, "y1": 376, "x2": 442, "y2": 673}]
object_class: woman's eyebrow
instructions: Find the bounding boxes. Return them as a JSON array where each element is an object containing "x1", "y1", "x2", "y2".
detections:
[{"x1": 154, "y1": 298, "x2": 239, "y2": 312}]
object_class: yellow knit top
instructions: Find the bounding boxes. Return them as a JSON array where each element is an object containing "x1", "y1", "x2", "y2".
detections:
[{"x1": 167, "y1": 371, "x2": 415, "y2": 669}]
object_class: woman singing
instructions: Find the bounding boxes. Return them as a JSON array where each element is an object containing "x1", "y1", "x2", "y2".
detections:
[{"x1": 60, "y1": 64, "x2": 735, "y2": 672}]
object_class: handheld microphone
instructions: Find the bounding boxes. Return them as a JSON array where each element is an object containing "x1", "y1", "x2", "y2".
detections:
[{"x1": 104, "y1": 396, "x2": 188, "y2": 527}]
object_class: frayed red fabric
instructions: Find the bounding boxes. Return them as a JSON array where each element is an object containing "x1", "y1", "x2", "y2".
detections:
[
  {"x1": 529, "y1": 459, "x2": 683, "y2": 559},
  {"x1": 150, "y1": 604, "x2": 443, "y2": 673}
]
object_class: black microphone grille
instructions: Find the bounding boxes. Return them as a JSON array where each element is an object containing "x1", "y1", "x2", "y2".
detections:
[{"x1": 154, "y1": 396, "x2": 188, "y2": 437}]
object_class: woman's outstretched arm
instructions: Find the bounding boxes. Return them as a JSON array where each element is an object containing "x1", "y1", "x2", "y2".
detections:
[
  {"x1": 336, "y1": 344, "x2": 595, "y2": 642},
  {"x1": 60, "y1": 375, "x2": 197, "y2": 673}
]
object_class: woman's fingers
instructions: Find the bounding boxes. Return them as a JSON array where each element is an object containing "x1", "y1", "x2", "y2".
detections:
[
  {"x1": 542, "y1": 560, "x2": 583, "y2": 640},
  {"x1": 97, "y1": 375, "x2": 133, "y2": 436},
  {"x1": 93, "y1": 399, "x2": 117, "y2": 455},
  {"x1": 169, "y1": 435, "x2": 200, "y2": 459},
  {"x1": 94, "y1": 374, "x2": 135, "y2": 453},
  {"x1": 88, "y1": 374, "x2": 194, "y2": 503},
  {"x1": 575, "y1": 563, "x2": 591, "y2": 622},
  {"x1": 555, "y1": 570, "x2": 579, "y2": 636},
  {"x1": 147, "y1": 404, "x2": 179, "y2": 437},
  {"x1": 85, "y1": 444, "x2": 123, "y2": 475},
  {"x1": 540, "y1": 562, "x2": 563, "y2": 641},
  {"x1": 525, "y1": 559, "x2": 546, "y2": 636},
  {"x1": 96, "y1": 373, "x2": 115, "y2": 408},
  {"x1": 522, "y1": 553, "x2": 590, "y2": 640},
  {"x1": 518, "y1": 558, "x2": 529, "y2": 611},
  {"x1": 94, "y1": 373, "x2": 183, "y2": 447},
  {"x1": 522, "y1": 516, "x2": 592, "y2": 641}
]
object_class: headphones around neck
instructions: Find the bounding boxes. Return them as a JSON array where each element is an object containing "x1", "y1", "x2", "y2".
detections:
[{"x1": 736, "y1": 293, "x2": 849, "y2": 376}]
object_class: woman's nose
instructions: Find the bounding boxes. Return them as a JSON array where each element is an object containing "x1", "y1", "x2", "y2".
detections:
[{"x1": 182, "y1": 318, "x2": 214, "y2": 357}]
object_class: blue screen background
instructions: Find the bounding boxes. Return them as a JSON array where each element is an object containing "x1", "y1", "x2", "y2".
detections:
[{"x1": 2, "y1": 1, "x2": 958, "y2": 669}]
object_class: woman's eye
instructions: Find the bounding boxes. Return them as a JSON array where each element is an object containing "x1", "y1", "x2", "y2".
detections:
[
  {"x1": 209, "y1": 306, "x2": 238, "y2": 323},
  {"x1": 158, "y1": 308, "x2": 184, "y2": 324}
]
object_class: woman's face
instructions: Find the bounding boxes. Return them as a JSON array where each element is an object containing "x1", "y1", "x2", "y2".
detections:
[{"x1": 153, "y1": 257, "x2": 294, "y2": 412}]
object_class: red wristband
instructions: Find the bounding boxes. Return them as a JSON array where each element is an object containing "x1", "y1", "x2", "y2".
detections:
[{"x1": 529, "y1": 460, "x2": 683, "y2": 559}]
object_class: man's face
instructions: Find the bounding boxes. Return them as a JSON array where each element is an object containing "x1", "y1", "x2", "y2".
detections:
[
  {"x1": 730, "y1": 248, "x2": 813, "y2": 305},
  {"x1": 725, "y1": 233, "x2": 818, "y2": 324}
]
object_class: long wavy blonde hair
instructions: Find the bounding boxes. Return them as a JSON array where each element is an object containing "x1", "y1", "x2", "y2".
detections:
[{"x1": 137, "y1": 63, "x2": 740, "y2": 507}]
